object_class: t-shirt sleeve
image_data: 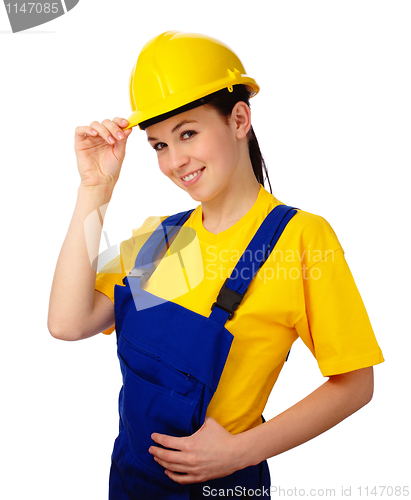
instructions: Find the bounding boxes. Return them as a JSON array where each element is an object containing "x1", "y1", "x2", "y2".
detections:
[
  {"x1": 95, "y1": 237, "x2": 133, "y2": 335},
  {"x1": 294, "y1": 213, "x2": 384, "y2": 376}
]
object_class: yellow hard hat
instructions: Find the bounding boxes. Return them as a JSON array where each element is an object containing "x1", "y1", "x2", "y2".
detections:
[{"x1": 124, "y1": 30, "x2": 259, "y2": 130}]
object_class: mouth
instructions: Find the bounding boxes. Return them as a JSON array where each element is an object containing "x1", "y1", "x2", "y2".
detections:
[{"x1": 180, "y1": 167, "x2": 205, "y2": 186}]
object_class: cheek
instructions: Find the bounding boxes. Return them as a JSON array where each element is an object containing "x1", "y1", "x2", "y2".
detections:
[
  {"x1": 157, "y1": 155, "x2": 171, "y2": 176},
  {"x1": 195, "y1": 135, "x2": 229, "y2": 166},
  {"x1": 212, "y1": 135, "x2": 237, "y2": 172}
]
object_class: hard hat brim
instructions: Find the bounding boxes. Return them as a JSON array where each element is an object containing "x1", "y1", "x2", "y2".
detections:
[{"x1": 124, "y1": 80, "x2": 259, "y2": 131}]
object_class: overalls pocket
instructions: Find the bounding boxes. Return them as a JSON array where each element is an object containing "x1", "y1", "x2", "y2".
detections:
[
  {"x1": 118, "y1": 336, "x2": 202, "y2": 475},
  {"x1": 118, "y1": 334, "x2": 203, "y2": 401},
  {"x1": 114, "y1": 290, "x2": 234, "y2": 479}
]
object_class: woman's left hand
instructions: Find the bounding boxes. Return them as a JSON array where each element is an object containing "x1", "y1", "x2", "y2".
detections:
[{"x1": 149, "y1": 416, "x2": 245, "y2": 484}]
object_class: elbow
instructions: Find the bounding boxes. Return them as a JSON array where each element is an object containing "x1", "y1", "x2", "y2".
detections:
[
  {"x1": 329, "y1": 366, "x2": 375, "y2": 412},
  {"x1": 355, "y1": 366, "x2": 375, "y2": 409},
  {"x1": 362, "y1": 372, "x2": 374, "y2": 407},
  {"x1": 47, "y1": 317, "x2": 82, "y2": 342}
]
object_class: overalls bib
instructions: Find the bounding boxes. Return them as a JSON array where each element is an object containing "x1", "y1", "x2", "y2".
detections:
[{"x1": 109, "y1": 204, "x2": 298, "y2": 499}]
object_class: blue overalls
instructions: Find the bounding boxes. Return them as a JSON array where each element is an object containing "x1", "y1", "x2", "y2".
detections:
[{"x1": 109, "y1": 204, "x2": 298, "y2": 499}]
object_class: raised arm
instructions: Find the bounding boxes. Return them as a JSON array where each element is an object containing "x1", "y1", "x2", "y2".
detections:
[{"x1": 48, "y1": 118, "x2": 133, "y2": 341}]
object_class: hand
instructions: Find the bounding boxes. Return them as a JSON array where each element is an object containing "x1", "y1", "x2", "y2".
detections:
[
  {"x1": 74, "y1": 117, "x2": 133, "y2": 188},
  {"x1": 149, "y1": 416, "x2": 245, "y2": 484}
]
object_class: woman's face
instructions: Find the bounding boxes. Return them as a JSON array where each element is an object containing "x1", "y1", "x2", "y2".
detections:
[{"x1": 145, "y1": 104, "x2": 246, "y2": 203}]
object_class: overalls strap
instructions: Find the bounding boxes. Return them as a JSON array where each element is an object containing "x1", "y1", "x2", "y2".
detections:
[
  {"x1": 209, "y1": 204, "x2": 298, "y2": 325},
  {"x1": 123, "y1": 209, "x2": 195, "y2": 288},
  {"x1": 124, "y1": 204, "x2": 298, "y2": 321}
]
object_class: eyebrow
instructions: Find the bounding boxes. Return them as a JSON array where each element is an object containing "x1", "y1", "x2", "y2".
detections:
[{"x1": 147, "y1": 120, "x2": 198, "y2": 142}]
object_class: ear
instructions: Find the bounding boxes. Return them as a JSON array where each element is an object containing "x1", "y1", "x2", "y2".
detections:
[{"x1": 230, "y1": 101, "x2": 252, "y2": 139}]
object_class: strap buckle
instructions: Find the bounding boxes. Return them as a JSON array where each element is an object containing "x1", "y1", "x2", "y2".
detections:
[
  {"x1": 211, "y1": 278, "x2": 246, "y2": 320},
  {"x1": 122, "y1": 265, "x2": 156, "y2": 285}
]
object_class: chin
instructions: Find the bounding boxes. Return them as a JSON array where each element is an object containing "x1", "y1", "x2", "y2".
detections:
[
  {"x1": 171, "y1": 178, "x2": 222, "y2": 204},
  {"x1": 188, "y1": 190, "x2": 219, "y2": 204}
]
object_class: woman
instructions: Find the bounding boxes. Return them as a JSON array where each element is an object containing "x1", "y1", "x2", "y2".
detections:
[{"x1": 48, "y1": 31, "x2": 384, "y2": 499}]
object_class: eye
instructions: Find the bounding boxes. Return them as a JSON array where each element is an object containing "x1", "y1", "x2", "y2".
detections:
[
  {"x1": 153, "y1": 142, "x2": 167, "y2": 152},
  {"x1": 181, "y1": 130, "x2": 196, "y2": 140}
]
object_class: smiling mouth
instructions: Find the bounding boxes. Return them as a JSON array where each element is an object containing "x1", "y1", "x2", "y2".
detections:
[{"x1": 181, "y1": 167, "x2": 205, "y2": 182}]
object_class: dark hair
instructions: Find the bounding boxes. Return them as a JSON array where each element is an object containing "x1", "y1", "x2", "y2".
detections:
[
  {"x1": 140, "y1": 85, "x2": 272, "y2": 194},
  {"x1": 204, "y1": 85, "x2": 272, "y2": 194}
]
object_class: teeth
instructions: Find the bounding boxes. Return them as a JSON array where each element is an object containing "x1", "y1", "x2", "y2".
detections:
[{"x1": 182, "y1": 169, "x2": 203, "y2": 181}]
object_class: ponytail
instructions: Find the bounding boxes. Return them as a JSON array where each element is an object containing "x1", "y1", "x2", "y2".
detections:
[
  {"x1": 205, "y1": 85, "x2": 272, "y2": 194},
  {"x1": 247, "y1": 125, "x2": 272, "y2": 194}
]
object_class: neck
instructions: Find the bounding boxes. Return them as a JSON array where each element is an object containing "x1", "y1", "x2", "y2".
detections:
[{"x1": 201, "y1": 176, "x2": 261, "y2": 234}]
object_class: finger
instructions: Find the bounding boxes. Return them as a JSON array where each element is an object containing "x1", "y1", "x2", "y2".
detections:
[
  {"x1": 108, "y1": 118, "x2": 133, "y2": 141},
  {"x1": 151, "y1": 433, "x2": 186, "y2": 452},
  {"x1": 165, "y1": 469, "x2": 194, "y2": 485},
  {"x1": 87, "y1": 121, "x2": 117, "y2": 145},
  {"x1": 149, "y1": 445, "x2": 186, "y2": 465},
  {"x1": 113, "y1": 117, "x2": 132, "y2": 131},
  {"x1": 102, "y1": 118, "x2": 128, "y2": 142},
  {"x1": 74, "y1": 125, "x2": 99, "y2": 142},
  {"x1": 153, "y1": 456, "x2": 188, "y2": 473}
]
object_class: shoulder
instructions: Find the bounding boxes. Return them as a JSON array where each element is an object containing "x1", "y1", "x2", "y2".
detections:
[
  {"x1": 291, "y1": 209, "x2": 342, "y2": 248},
  {"x1": 261, "y1": 188, "x2": 342, "y2": 251},
  {"x1": 274, "y1": 205, "x2": 344, "y2": 270}
]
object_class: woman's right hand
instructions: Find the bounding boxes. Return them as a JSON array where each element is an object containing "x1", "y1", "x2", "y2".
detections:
[{"x1": 74, "y1": 117, "x2": 133, "y2": 188}]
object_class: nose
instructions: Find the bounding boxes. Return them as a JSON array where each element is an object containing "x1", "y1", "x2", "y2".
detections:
[{"x1": 168, "y1": 144, "x2": 189, "y2": 172}]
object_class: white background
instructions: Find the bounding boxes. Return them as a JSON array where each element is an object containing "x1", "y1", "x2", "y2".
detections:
[{"x1": 1, "y1": 1, "x2": 410, "y2": 498}]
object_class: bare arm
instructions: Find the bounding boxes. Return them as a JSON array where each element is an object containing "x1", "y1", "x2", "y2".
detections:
[
  {"x1": 48, "y1": 185, "x2": 115, "y2": 340},
  {"x1": 236, "y1": 365, "x2": 374, "y2": 467},
  {"x1": 149, "y1": 366, "x2": 374, "y2": 483},
  {"x1": 48, "y1": 118, "x2": 132, "y2": 341}
]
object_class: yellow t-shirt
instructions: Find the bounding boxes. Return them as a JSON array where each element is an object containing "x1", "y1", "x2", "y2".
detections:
[{"x1": 95, "y1": 184, "x2": 384, "y2": 434}]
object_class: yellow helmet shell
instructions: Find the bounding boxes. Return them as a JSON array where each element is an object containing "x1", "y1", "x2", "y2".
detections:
[{"x1": 125, "y1": 31, "x2": 259, "y2": 130}]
